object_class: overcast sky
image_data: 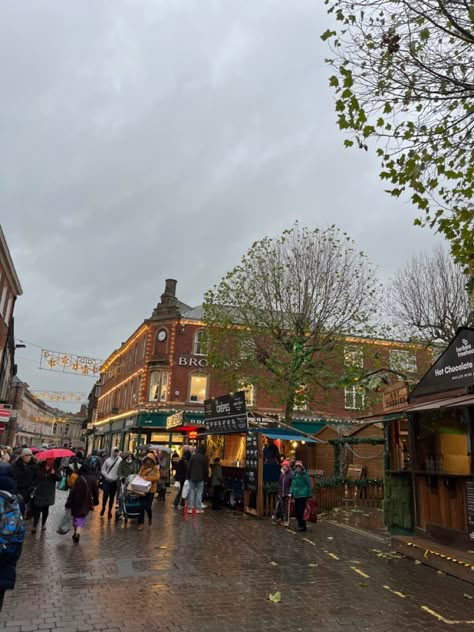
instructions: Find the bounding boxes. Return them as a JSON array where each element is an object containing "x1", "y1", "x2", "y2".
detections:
[{"x1": 1, "y1": 0, "x2": 442, "y2": 408}]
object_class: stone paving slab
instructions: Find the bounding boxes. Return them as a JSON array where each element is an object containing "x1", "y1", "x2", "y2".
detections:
[{"x1": 0, "y1": 490, "x2": 473, "y2": 631}]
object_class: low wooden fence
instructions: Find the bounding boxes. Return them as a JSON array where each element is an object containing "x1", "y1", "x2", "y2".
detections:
[
  {"x1": 262, "y1": 477, "x2": 384, "y2": 517},
  {"x1": 314, "y1": 478, "x2": 384, "y2": 511}
]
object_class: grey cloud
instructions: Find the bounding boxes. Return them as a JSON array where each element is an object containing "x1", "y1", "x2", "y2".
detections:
[{"x1": 1, "y1": 0, "x2": 441, "y2": 398}]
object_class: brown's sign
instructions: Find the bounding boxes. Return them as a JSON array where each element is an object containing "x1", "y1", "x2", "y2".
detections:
[{"x1": 383, "y1": 381, "x2": 409, "y2": 412}]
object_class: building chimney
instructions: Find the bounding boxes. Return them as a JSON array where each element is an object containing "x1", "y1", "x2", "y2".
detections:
[{"x1": 165, "y1": 279, "x2": 177, "y2": 297}]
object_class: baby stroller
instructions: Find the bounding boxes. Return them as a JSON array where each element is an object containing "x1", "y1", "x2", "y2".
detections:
[{"x1": 115, "y1": 475, "x2": 141, "y2": 522}]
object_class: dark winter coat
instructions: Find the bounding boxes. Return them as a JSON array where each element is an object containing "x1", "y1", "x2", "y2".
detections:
[
  {"x1": 32, "y1": 467, "x2": 61, "y2": 507},
  {"x1": 118, "y1": 458, "x2": 138, "y2": 480},
  {"x1": 11, "y1": 460, "x2": 36, "y2": 501},
  {"x1": 210, "y1": 463, "x2": 224, "y2": 487},
  {"x1": 65, "y1": 474, "x2": 98, "y2": 518},
  {"x1": 186, "y1": 452, "x2": 209, "y2": 482},
  {"x1": 174, "y1": 457, "x2": 188, "y2": 483}
]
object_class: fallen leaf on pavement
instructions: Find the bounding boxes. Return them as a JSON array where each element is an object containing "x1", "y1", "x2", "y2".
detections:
[
  {"x1": 436, "y1": 570, "x2": 445, "y2": 575},
  {"x1": 270, "y1": 561, "x2": 278, "y2": 566},
  {"x1": 415, "y1": 560, "x2": 422, "y2": 565},
  {"x1": 464, "y1": 593, "x2": 473, "y2": 600},
  {"x1": 327, "y1": 536, "x2": 334, "y2": 540},
  {"x1": 308, "y1": 563, "x2": 318, "y2": 567},
  {"x1": 358, "y1": 583, "x2": 369, "y2": 588},
  {"x1": 268, "y1": 592, "x2": 281, "y2": 603}
]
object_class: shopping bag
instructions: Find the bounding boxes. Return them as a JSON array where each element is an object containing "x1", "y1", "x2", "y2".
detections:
[
  {"x1": 129, "y1": 475, "x2": 151, "y2": 495},
  {"x1": 173, "y1": 481, "x2": 181, "y2": 488},
  {"x1": 57, "y1": 475, "x2": 67, "y2": 491},
  {"x1": 303, "y1": 498, "x2": 318, "y2": 523},
  {"x1": 56, "y1": 509, "x2": 73, "y2": 535},
  {"x1": 181, "y1": 480, "x2": 190, "y2": 500}
]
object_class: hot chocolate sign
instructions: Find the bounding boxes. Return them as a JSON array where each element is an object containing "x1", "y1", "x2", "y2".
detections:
[{"x1": 411, "y1": 328, "x2": 474, "y2": 398}]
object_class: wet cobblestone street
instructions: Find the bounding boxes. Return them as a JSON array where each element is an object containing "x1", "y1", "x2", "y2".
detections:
[{"x1": 1, "y1": 491, "x2": 473, "y2": 632}]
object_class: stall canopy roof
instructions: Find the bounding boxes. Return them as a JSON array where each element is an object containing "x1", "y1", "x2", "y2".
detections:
[
  {"x1": 254, "y1": 429, "x2": 318, "y2": 443},
  {"x1": 405, "y1": 394, "x2": 474, "y2": 413}
]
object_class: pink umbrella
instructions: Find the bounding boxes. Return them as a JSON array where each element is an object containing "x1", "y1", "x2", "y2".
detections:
[
  {"x1": 36, "y1": 448, "x2": 75, "y2": 460},
  {"x1": 30, "y1": 447, "x2": 44, "y2": 454}
]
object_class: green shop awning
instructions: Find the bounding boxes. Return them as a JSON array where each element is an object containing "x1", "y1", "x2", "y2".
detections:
[
  {"x1": 291, "y1": 420, "x2": 325, "y2": 434},
  {"x1": 137, "y1": 413, "x2": 170, "y2": 428}
]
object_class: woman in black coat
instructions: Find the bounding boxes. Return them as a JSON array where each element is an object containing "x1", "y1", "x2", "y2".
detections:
[
  {"x1": 0, "y1": 463, "x2": 24, "y2": 611},
  {"x1": 172, "y1": 449, "x2": 190, "y2": 508},
  {"x1": 31, "y1": 459, "x2": 61, "y2": 533},
  {"x1": 11, "y1": 449, "x2": 36, "y2": 515}
]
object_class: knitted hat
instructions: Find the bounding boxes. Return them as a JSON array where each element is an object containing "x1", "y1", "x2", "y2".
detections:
[
  {"x1": 21, "y1": 448, "x2": 33, "y2": 457},
  {"x1": 294, "y1": 460, "x2": 304, "y2": 468},
  {"x1": 282, "y1": 460, "x2": 291, "y2": 470}
]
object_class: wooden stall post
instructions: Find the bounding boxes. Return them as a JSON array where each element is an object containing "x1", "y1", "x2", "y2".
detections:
[{"x1": 257, "y1": 432, "x2": 264, "y2": 517}]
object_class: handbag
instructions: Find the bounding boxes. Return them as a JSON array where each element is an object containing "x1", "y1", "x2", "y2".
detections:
[
  {"x1": 181, "y1": 480, "x2": 190, "y2": 500},
  {"x1": 303, "y1": 498, "x2": 318, "y2": 523},
  {"x1": 56, "y1": 509, "x2": 73, "y2": 535}
]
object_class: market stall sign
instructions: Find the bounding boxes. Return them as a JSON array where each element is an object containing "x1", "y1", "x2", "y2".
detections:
[
  {"x1": 411, "y1": 328, "x2": 474, "y2": 398},
  {"x1": 383, "y1": 382, "x2": 409, "y2": 412},
  {"x1": 204, "y1": 391, "x2": 248, "y2": 434},
  {"x1": 166, "y1": 412, "x2": 184, "y2": 430},
  {"x1": 245, "y1": 431, "x2": 258, "y2": 491}
]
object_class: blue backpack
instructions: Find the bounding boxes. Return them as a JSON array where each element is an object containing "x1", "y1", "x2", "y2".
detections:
[{"x1": 0, "y1": 491, "x2": 26, "y2": 556}]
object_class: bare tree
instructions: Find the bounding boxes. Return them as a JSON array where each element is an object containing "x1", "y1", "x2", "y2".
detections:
[
  {"x1": 204, "y1": 224, "x2": 380, "y2": 421},
  {"x1": 388, "y1": 246, "x2": 471, "y2": 345}
]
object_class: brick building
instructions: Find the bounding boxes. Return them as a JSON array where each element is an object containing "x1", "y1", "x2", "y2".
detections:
[
  {"x1": 92, "y1": 279, "x2": 432, "y2": 455},
  {"x1": 0, "y1": 226, "x2": 23, "y2": 444}
]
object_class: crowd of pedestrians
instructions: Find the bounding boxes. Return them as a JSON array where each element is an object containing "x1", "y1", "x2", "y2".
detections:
[{"x1": 0, "y1": 440, "x2": 315, "y2": 609}]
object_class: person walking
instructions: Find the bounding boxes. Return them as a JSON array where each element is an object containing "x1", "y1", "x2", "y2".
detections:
[
  {"x1": 65, "y1": 462, "x2": 99, "y2": 543},
  {"x1": 289, "y1": 460, "x2": 313, "y2": 532},
  {"x1": 100, "y1": 447, "x2": 122, "y2": 518},
  {"x1": 172, "y1": 449, "x2": 190, "y2": 509},
  {"x1": 186, "y1": 445, "x2": 209, "y2": 514},
  {"x1": 11, "y1": 449, "x2": 36, "y2": 517},
  {"x1": 157, "y1": 450, "x2": 170, "y2": 501},
  {"x1": 274, "y1": 460, "x2": 292, "y2": 525},
  {"x1": 31, "y1": 459, "x2": 61, "y2": 534},
  {"x1": 118, "y1": 452, "x2": 138, "y2": 481},
  {"x1": 117, "y1": 452, "x2": 138, "y2": 502},
  {"x1": 137, "y1": 453, "x2": 159, "y2": 530},
  {"x1": 210, "y1": 457, "x2": 224, "y2": 511},
  {"x1": 0, "y1": 463, "x2": 25, "y2": 612}
]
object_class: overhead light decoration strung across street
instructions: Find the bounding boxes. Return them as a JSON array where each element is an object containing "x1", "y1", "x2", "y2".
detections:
[
  {"x1": 32, "y1": 391, "x2": 87, "y2": 402},
  {"x1": 40, "y1": 349, "x2": 103, "y2": 376}
]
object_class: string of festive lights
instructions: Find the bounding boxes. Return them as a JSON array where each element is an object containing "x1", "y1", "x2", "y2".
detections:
[
  {"x1": 101, "y1": 325, "x2": 148, "y2": 372},
  {"x1": 32, "y1": 391, "x2": 87, "y2": 402},
  {"x1": 40, "y1": 349, "x2": 102, "y2": 376},
  {"x1": 97, "y1": 368, "x2": 144, "y2": 401}
]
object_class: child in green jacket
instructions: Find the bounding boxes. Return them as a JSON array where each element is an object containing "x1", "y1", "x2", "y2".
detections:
[{"x1": 289, "y1": 461, "x2": 313, "y2": 532}]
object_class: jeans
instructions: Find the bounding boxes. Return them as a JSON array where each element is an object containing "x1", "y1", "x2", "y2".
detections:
[
  {"x1": 138, "y1": 492, "x2": 154, "y2": 524},
  {"x1": 101, "y1": 480, "x2": 118, "y2": 514},
  {"x1": 173, "y1": 482, "x2": 185, "y2": 507},
  {"x1": 188, "y1": 480, "x2": 204, "y2": 510},
  {"x1": 32, "y1": 505, "x2": 50, "y2": 528}
]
